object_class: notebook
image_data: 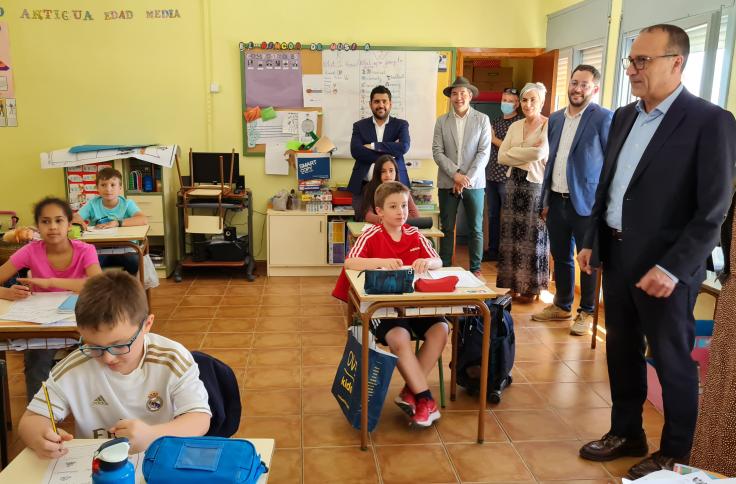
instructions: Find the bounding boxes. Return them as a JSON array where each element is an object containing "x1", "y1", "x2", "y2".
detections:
[{"x1": 57, "y1": 295, "x2": 78, "y2": 313}]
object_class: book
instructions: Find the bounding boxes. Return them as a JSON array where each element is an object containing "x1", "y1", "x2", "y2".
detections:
[{"x1": 58, "y1": 295, "x2": 78, "y2": 313}]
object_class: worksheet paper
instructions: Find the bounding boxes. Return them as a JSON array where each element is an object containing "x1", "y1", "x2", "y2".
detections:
[
  {"x1": 427, "y1": 270, "x2": 485, "y2": 288},
  {"x1": 264, "y1": 143, "x2": 289, "y2": 175},
  {"x1": 42, "y1": 444, "x2": 143, "y2": 484},
  {"x1": 1, "y1": 292, "x2": 77, "y2": 324}
]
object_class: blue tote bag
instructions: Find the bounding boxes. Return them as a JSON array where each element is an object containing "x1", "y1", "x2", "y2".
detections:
[{"x1": 332, "y1": 326, "x2": 398, "y2": 432}]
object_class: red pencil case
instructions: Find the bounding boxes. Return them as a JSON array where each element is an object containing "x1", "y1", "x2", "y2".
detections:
[{"x1": 414, "y1": 276, "x2": 459, "y2": 292}]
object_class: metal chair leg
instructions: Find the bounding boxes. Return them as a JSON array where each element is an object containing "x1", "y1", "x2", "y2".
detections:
[{"x1": 437, "y1": 355, "x2": 446, "y2": 408}]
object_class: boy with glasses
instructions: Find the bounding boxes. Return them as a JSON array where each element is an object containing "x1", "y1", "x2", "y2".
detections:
[{"x1": 19, "y1": 271, "x2": 211, "y2": 458}]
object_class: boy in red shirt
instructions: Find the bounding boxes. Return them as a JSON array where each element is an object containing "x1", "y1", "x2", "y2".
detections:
[{"x1": 333, "y1": 181, "x2": 446, "y2": 427}]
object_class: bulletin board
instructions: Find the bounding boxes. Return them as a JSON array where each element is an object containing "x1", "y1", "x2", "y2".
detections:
[{"x1": 240, "y1": 45, "x2": 455, "y2": 160}]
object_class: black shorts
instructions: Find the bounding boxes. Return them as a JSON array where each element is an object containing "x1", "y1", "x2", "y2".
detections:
[{"x1": 371, "y1": 317, "x2": 448, "y2": 346}]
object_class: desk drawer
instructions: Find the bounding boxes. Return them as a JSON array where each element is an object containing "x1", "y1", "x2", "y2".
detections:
[{"x1": 127, "y1": 195, "x2": 164, "y2": 222}]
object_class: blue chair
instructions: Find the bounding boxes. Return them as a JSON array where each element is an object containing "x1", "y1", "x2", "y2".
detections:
[{"x1": 192, "y1": 351, "x2": 241, "y2": 438}]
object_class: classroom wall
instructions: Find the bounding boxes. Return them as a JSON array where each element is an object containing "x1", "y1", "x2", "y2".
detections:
[
  {"x1": 1, "y1": 0, "x2": 733, "y2": 263},
  {"x1": 0, "y1": 0, "x2": 559, "y2": 261}
]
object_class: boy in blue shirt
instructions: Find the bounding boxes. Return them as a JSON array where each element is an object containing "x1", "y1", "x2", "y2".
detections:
[{"x1": 73, "y1": 168, "x2": 148, "y2": 274}]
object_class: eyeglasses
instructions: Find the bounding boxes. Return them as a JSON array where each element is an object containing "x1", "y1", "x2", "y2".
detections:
[
  {"x1": 503, "y1": 88, "x2": 518, "y2": 95},
  {"x1": 569, "y1": 80, "x2": 594, "y2": 90},
  {"x1": 622, "y1": 54, "x2": 679, "y2": 71},
  {"x1": 79, "y1": 320, "x2": 145, "y2": 358}
]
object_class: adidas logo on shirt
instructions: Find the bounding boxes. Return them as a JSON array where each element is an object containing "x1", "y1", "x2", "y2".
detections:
[{"x1": 92, "y1": 395, "x2": 108, "y2": 406}]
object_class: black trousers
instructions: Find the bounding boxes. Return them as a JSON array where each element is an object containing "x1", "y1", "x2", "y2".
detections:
[{"x1": 602, "y1": 233, "x2": 700, "y2": 458}]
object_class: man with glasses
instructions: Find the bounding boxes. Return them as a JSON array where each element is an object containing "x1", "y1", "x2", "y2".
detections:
[
  {"x1": 484, "y1": 87, "x2": 523, "y2": 262},
  {"x1": 18, "y1": 272, "x2": 211, "y2": 457},
  {"x1": 577, "y1": 24, "x2": 736, "y2": 478},
  {"x1": 534, "y1": 65, "x2": 612, "y2": 336}
]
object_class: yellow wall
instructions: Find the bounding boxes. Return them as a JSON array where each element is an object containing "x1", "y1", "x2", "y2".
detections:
[
  {"x1": 2, "y1": 0, "x2": 734, "y2": 263},
  {"x1": 0, "y1": 0, "x2": 558, "y2": 261}
]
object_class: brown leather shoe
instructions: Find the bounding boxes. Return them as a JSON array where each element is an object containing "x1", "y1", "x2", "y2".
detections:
[
  {"x1": 579, "y1": 432, "x2": 649, "y2": 462},
  {"x1": 626, "y1": 451, "x2": 688, "y2": 479}
]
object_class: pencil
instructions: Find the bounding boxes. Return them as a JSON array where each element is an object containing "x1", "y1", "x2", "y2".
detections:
[{"x1": 41, "y1": 382, "x2": 58, "y2": 434}]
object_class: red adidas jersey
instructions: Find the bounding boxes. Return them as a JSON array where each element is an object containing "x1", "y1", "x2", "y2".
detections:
[{"x1": 332, "y1": 224, "x2": 440, "y2": 301}]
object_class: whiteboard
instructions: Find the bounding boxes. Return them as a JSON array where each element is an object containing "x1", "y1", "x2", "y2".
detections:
[{"x1": 321, "y1": 50, "x2": 439, "y2": 159}]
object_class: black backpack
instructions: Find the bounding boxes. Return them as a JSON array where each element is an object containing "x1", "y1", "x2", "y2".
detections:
[{"x1": 454, "y1": 295, "x2": 515, "y2": 403}]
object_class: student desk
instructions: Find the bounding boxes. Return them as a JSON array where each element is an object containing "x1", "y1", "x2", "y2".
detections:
[
  {"x1": 81, "y1": 225, "x2": 151, "y2": 305},
  {"x1": 0, "y1": 437, "x2": 275, "y2": 483},
  {"x1": 345, "y1": 267, "x2": 497, "y2": 450},
  {"x1": 346, "y1": 221, "x2": 444, "y2": 247}
]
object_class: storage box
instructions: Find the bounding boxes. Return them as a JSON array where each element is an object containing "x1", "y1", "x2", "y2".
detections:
[
  {"x1": 472, "y1": 67, "x2": 513, "y2": 92},
  {"x1": 296, "y1": 153, "x2": 331, "y2": 181}
]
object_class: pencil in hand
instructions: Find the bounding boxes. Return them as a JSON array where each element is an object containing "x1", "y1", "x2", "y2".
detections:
[{"x1": 42, "y1": 381, "x2": 58, "y2": 435}]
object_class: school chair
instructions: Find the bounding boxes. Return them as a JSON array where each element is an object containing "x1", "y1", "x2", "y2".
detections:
[
  {"x1": 192, "y1": 351, "x2": 242, "y2": 438},
  {"x1": 0, "y1": 358, "x2": 8, "y2": 470},
  {"x1": 590, "y1": 268, "x2": 603, "y2": 349}
]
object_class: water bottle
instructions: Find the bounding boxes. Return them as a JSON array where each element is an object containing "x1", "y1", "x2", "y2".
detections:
[{"x1": 91, "y1": 437, "x2": 135, "y2": 484}]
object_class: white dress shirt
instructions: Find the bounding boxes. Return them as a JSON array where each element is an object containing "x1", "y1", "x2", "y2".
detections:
[
  {"x1": 364, "y1": 116, "x2": 389, "y2": 181},
  {"x1": 551, "y1": 104, "x2": 588, "y2": 193},
  {"x1": 454, "y1": 109, "x2": 469, "y2": 167}
]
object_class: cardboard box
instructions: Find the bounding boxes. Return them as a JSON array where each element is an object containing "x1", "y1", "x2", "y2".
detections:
[{"x1": 472, "y1": 67, "x2": 513, "y2": 92}]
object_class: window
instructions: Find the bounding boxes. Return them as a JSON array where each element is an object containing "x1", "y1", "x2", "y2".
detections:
[
  {"x1": 615, "y1": 9, "x2": 733, "y2": 107},
  {"x1": 555, "y1": 54, "x2": 570, "y2": 111}
]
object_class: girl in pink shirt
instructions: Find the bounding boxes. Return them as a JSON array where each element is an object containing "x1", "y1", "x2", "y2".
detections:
[
  {"x1": 0, "y1": 198, "x2": 101, "y2": 299},
  {"x1": 0, "y1": 198, "x2": 102, "y2": 402}
]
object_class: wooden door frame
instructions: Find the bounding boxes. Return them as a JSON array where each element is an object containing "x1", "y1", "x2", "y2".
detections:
[{"x1": 456, "y1": 48, "x2": 546, "y2": 76}]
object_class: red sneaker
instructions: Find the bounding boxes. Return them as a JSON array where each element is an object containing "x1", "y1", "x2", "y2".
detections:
[
  {"x1": 412, "y1": 397, "x2": 441, "y2": 427},
  {"x1": 394, "y1": 385, "x2": 416, "y2": 416}
]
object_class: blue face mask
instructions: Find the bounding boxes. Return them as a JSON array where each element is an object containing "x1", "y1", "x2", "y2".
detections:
[{"x1": 500, "y1": 102, "x2": 516, "y2": 115}]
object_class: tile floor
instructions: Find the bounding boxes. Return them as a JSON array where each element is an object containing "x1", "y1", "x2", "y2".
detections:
[{"x1": 3, "y1": 250, "x2": 671, "y2": 483}]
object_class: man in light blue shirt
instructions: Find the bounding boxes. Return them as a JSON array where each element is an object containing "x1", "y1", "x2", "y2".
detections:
[{"x1": 578, "y1": 24, "x2": 736, "y2": 479}]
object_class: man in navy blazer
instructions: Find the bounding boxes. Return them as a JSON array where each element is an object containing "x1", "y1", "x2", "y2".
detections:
[
  {"x1": 349, "y1": 85, "x2": 410, "y2": 216},
  {"x1": 577, "y1": 25, "x2": 735, "y2": 478},
  {"x1": 534, "y1": 65, "x2": 612, "y2": 336}
]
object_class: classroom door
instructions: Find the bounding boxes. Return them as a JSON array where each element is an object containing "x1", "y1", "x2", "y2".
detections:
[{"x1": 532, "y1": 50, "x2": 559, "y2": 116}]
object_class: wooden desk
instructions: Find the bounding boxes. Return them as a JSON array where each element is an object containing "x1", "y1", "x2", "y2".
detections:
[
  {"x1": 0, "y1": 437, "x2": 275, "y2": 483},
  {"x1": 345, "y1": 267, "x2": 497, "y2": 449},
  {"x1": 81, "y1": 225, "x2": 151, "y2": 305},
  {"x1": 346, "y1": 221, "x2": 444, "y2": 245}
]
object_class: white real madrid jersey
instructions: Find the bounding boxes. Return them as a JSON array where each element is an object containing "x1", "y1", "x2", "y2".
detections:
[{"x1": 28, "y1": 333, "x2": 211, "y2": 439}]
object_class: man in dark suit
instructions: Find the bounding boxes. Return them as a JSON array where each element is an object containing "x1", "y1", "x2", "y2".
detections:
[
  {"x1": 534, "y1": 65, "x2": 612, "y2": 336},
  {"x1": 577, "y1": 24, "x2": 736, "y2": 478},
  {"x1": 349, "y1": 85, "x2": 410, "y2": 216}
]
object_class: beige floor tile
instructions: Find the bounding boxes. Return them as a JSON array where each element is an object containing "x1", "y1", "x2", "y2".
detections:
[
  {"x1": 556, "y1": 407, "x2": 613, "y2": 440},
  {"x1": 215, "y1": 305, "x2": 260, "y2": 318},
  {"x1": 261, "y1": 294, "x2": 300, "y2": 306},
  {"x1": 153, "y1": 319, "x2": 211, "y2": 333},
  {"x1": 255, "y1": 317, "x2": 301, "y2": 332},
  {"x1": 302, "y1": 387, "x2": 341, "y2": 414},
  {"x1": 495, "y1": 409, "x2": 577, "y2": 441},
  {"x1": 253, "y1": 332, "x2": 301, "y2": 348},
  {"x1": 549, "y1": 341, "x2": 607, "y2": 361},
  {"x1": 302, "y1": 346, "x2": 345, "y2": 366},
  {"x1": 435, "y1": 411, "x2": 508, "y2": 443},
  {"x1": 299, "y1": 305, "x2": 343, "y2": 317},
  {"x1": 491, "y1": 383, "x2": 547, "y2": 410},
  {"x1": 201, "y1": 332, "x2": 254, "y2": 349},
  {"x1": 179, "y1": 295, "x2": 223, "y2": 307},
  {"x1": 235, "y1": 415, "x2": 301, "y2": 448},
  {"x1": 303, "y1": 447, "x2": 378, "y2": 484},
  {"x1": 375, "y1": 444, "x2": 457, "y2": 484},
  {"x1": 300, "y1": 316, "x2": 346, "y2": 332},
  {"x1": 259, "y1": 306, "x2": 299, "y2": 317},
  {"x1": 157, "y1": 332, "x2": 203, "y2": 350},
  {"x1": 302, "y1": 413, "x2": 363, "y2": 447},
  {"x1": 267, "y1": 448, "x2": 303, "y2": 484},
  {"x1": 224, "y1": 285, "x2": 264, "y2": 297},
  {"x1": 565, "y1": 360, "x2": 611, "y2": 382},
  {"x1": 245, "y1": 367, "x2": 301, "y2": 389},
  {"x1": 513, "y1": 361, "x2": 581, "y2": 383},
  {"x1": 515, "y1": 342, "x2": 559, "y2": 362},
  {"x1": 532, "y1": 382, "x2": 611, "y2": 409},
  {"x1": 242, "y1": 388, "x2": 301, "y2": 416},
  {"x1": 302, "y1": 365, "x2": 336, "y2": 387},
  {"x1": 199, "y1": 348, "x2": 249, "y2": 367},
  {"x1": 171, "y1": 306, "x2": 217, "y2": 320},
  {"x1": 301, "y1": 332, "x2": 347, "y2": 346},
  {"x1": 186, "y1": 285, "x2": 227, "y2": 296},
  {"x1": 447, "y1": 442, "x2": 534, "y2": 482},
  {"x1": 248, "y1": 348, "x2": 301, "y2": 367},
  {"x1": 515, "y1": 440, "x2": 610, "y2": 481},
  {"x1": 209, "y1": 318, "x2": 256, "y2": 332}
]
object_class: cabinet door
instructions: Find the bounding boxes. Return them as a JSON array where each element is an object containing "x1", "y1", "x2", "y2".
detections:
[{"x1": 269, "y1": 215, "x2": 326, "y2": 266}]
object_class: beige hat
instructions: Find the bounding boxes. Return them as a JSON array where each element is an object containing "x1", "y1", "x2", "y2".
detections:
[{"x1": 443, "y1": 76, "x2": 479, "y2": 98}]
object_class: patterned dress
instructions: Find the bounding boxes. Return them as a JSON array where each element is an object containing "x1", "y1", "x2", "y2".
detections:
[
  {"x1": 495, "y1": 120, "x2": 549, "y2": 295},
  {"x1": 690, "y1": 200, "x2": 736, "y2": 476}
]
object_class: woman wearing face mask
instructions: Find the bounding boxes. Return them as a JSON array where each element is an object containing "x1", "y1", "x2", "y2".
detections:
[
  {"x1": 483, "y1": 88, "x2": 523, "y2": 262},
  {"x1": 360, "y1": 154, "x2": 419, "y2": 223},
  {"x1": 496, "y1": 82, "x2": 550, "y2": 302}
]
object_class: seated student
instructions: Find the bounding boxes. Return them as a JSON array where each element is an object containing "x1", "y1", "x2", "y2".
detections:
[
  {"x1": 18, "y1": 271, "x2": 211, "y2": 458},
  {"x1": 72, "y1": 167, "x2": 147, "y2": 275},
  {"x1": 333, "y1": 181, "x2": 446, "y2": 427},
  {"x1": 359, "y1": 154, "x2": 419, "y2": 223},
  {"x1": 0, "y1": 197, "x2": 102, "y2": 401}
]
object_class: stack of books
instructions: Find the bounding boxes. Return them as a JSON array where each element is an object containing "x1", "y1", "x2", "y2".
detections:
[{"x1": 410, "y1": 179, "x2": 436, "y2": 211}]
